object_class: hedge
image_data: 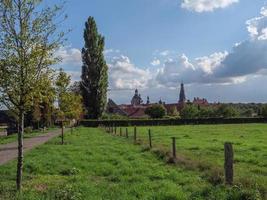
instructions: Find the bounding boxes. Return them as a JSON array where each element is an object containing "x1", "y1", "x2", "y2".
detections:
[{"x1": 80, "y1": 117, "x2": 267, "y2": 127}]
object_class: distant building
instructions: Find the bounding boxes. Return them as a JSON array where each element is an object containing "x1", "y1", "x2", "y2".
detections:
[
  {"x1": 179, "y1": 82, "x2": 186, "y2": 103},
  {"x1": 193, "y1": 97, "x2": 209, "y2": 106},
  {"x1": 106, "y1": 83, "x2": 209, "y2": 118},
  {"x1": 0, "y1": 110, "x2": 17, "y2": 134},
  {"x1": 131, "y1": 89, "x2": 143, "y2": 106}
]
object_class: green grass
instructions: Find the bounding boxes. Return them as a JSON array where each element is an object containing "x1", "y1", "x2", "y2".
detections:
[
  {"x1": 0, "y1": 126, "x2": 265, "y2": 199},
  {"x1": 121, "y1": 124, "x2": 267, "y2": 198},
  {"x1": 0, "y1": 127, "x2": 58, "y2": 145}
]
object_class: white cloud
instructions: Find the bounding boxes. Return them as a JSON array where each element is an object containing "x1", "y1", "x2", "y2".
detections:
[
  {"x1": 108, "y1": 55, "x2": 151, "y2": 89},
  {"x1": 246, "y1": 7, "x2": 267, "y2": 40},
  {"x1": 151, "y1": 58, "x2": 161, "y2": 66},
  {"x1": 196, "y1": 52, "x2": 228, "y2": 74},
  {"x1": 55, "y1": 47, "x2": 82, "y2": 66},
  {"x1": 181, "y1": 0, "x2": 238, "y2": 12},
  {"x1": 155, "y1": 5, "x2": 267, "y2": 87},
  {"x1": 104, "y1": 49, "x2": 120, "y2": 55},
  {"x1": 156, "y1": 53, "x2": 230, "y2": 87},
  {"x1": 159, "y1": 50, "x2": 171, "y2": 56}
]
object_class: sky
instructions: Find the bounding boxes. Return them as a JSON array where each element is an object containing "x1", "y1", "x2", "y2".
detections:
[{"x1": 50, "y1": 0, "x2": 267, "y2": 104}]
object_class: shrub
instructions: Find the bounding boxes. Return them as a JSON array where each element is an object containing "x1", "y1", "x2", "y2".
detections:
[
  {"x1": 167, "y1": 106, "x2": 180, "y2": 118},
  {"x1": 260, "y1": 105, "x2": 267, "y2": 117},
  {"x1": 145, "y1": 104, "x2": 166, "y2": 118},
  {"x1": 180, "y1": 104, "x2": 199, "y2": 119},
  {"x1": 101, "y1": 113, "x2": 128, "y2": 120},
  {"x1": 24, "y1": 126, "x2": 33, "y2": 134}
]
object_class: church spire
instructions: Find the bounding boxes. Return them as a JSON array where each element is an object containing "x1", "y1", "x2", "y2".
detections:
[{"x1": 179, "y1": 82, "x2": 186, "y2": 103}]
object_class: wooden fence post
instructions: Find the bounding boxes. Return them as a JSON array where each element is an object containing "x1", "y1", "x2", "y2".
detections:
[
  {"x1": 224, "y1": 142, "x2": 234, "y2": 185},
  {"x1": 148, "y1": 129, "x2": 152, "y2": 148},
  {"x1": 115, "y1": 126, "x2": 117, "y2": 135},
  {"x1": 134, "y1": 126, "x2": 137, "y2": 142},
  {"x1": 172, "y1": 137, "x2": 176, "y2": 159},
  {"x1": 120, "y1": 127, "x2": 122, "y2": 136},
  {"x1": 126, "y1": 128, "x2": 128, "y2": 138},
  {"x1": 61, "y1": 121, "x2": 64, "y2": 145}
]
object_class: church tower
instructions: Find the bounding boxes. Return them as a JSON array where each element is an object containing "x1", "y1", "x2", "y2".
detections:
[{"x1": 179, "y1": 82, "x2": 186, "y2": 103}]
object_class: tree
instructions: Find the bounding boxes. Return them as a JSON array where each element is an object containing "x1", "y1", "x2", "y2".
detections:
[
  {"x1": 56, "y1": 68, "x2": 71, "y2": 109},
  {"x1": 167, "y1": 106, "x2": 180, "y2": 118},
  {"x1": 81, "y1": 17, "x2": 108, "y2": 119},
  {"x1": 145, "y1": 104, "x2": 166, "y2": 119},
  {"x1": 180, "y1": 104, "x2": 199, "y2": 119},
  {"x1": 216, "y1": 104, "x2": 239, "y2": 118},
  {"x1": 198, "y1": 106, "x2": 216, "y2": 118},
  {"x1": 260, "y1": 105, "x2": 267, "y2": 117},
  {"x1": 56, "y1": 69, "x2": 83, "y2": 122},
  {"x1": 0, "y1": 0, "x2": 65, "y2": 190}
]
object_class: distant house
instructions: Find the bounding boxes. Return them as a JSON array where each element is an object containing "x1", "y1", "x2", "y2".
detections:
[
  {"x1": 0, "y1": 110, "x2": 17, "y2": 134},
  {"x1": 107, "y1": 83, "x2": 210, "y2": 118},
  {"x1": 193, "y1": 97, "x2": 209, "y2": 106}
]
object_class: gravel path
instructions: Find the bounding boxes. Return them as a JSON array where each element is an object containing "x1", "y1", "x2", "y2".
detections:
[{"x1": 0, "y1": 129, "x2": 63, "y2": 165}]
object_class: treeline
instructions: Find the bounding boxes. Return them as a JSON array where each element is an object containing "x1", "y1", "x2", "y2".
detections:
[
  {"x1": 140, "y1": 103, "x2": 267, "y2": 119},
  {"x1": 179, "y1": 103, "x2": 265, "y2": 119},
  {"x1": 17, "y1": 69, "x2": 84, "y2": 130}
]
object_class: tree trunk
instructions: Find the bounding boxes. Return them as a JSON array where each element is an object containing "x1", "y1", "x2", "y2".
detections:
[{"x1": 16, "y1": 110, "x2": 24, "y2": 191}]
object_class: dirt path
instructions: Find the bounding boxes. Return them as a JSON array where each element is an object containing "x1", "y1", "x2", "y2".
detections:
[{"x1": 0, "y1": 129, "x2": 64, "y2": 165}]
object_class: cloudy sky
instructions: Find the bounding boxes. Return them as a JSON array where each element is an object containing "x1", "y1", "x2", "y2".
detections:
[{"x1": 51, "y1": 0, "x2": 267, "y2": 104}]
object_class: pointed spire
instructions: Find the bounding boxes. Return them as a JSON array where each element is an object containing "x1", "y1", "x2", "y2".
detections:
[
  {"x1": 179, "y1": 82, "x2": 186, "y2": 103},
  {"x1": 146, "y1": 96, "x2": 150, "y2": 104}
]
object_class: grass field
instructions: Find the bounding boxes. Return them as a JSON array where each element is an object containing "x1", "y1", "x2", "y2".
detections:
[
  {"x1": 119, "y1": 124, "x2": 267, "y2": 198},
  {"x1": 0, "y1": 127, "x2": 58, "y2": 145},
  {"x1": 0, "y1": 125, "x2": 266, "y2": 199}
]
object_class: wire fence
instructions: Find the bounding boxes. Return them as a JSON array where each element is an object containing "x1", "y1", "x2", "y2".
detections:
[{"x1": 101, "y1": 125, "x2": 235, "y2": 186}]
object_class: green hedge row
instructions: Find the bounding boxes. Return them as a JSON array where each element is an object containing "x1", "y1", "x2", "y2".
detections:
[{"x1": 80, "y1": 117, "x2": 267, "y2": 127}]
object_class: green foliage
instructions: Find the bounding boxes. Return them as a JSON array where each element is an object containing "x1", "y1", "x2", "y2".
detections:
[
  {"x1": 81, "y1": 17, "x2": 108, "y2": 119},
  {"x1": 180, "y1": 104, "x2": 199, "y2": 119},
  {"x1": 0, "y1": 0, "x2": 66, "y2": 190},
  {"x1": 259, "y1": 105, "x2": 267, "y2": 117},
  {"x1": 198, "y1": 107, "x2": 216, "y2": 118},
  {"x1": 101, "y1": 113, "x2": 128, "y2": 120},
  {"x1": 216, "y1": 104, "x2": 239, "y2": 118},
  {"x1": 24, "y1": 127, "x2": 33, "y2": 134},
  {"x1": 145, "y1": 104, "x2": 167, "y2": 118},
  {"x1": 59, "y1": 92, "x2": 83, "y2": 121},
  {"x1": 55, "y1": 69, "x2": 83, "y2": 122},
  {"x1": 167, "y1": 106, "x2": 180, "y2": 118}
]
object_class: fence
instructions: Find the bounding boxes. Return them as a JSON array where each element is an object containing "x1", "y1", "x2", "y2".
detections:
[
  {"x1": 81, "y1": 117, "x2": 267, "y2": 127},
  {"x1": 103, "y1": 125, "x2": 235, "y2": 185}
]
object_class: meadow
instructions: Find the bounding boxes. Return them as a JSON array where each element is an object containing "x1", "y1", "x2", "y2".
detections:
[
  {"x1": 0, "y1": 125, "x2": 266, "y2": 199},
  {"x1": 118, "y1": 124, "x2": 267, "y2": 198}
]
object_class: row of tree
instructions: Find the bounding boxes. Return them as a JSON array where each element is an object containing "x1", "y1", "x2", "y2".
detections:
[{"x1": 144, "y1": 103, "x2": 267, "y2": 119}]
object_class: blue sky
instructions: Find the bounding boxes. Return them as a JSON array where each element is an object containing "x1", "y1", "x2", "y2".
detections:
[{"x1": 51, "y1": 0, "x2": 267, "y2": 104}]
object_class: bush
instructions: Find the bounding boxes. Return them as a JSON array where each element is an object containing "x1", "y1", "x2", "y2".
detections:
[
  {"x1": 24, "y1": 126, "x2": 33, "y2": 134},
  {"x1": 216, "y1": 104, "x2": 239, "y2": 118},
  {"x1": 180, "y1": 104, "x2": 199, "y2": 119},
  {"x1": 101, "y1": 113, "x2": 128, "y2": 120},
  {"x1": 145, "y1": 104, "x2": 166, "y2": 118},
  {"x1": 260, "y1": 105, "x2": 267, "y2": 117},
  {"x1": 198, "y1": 107, "x2": 216, "y2": 118},
  {"x1": 167, "y1": 106, "x2": 180, "y2": 118}
]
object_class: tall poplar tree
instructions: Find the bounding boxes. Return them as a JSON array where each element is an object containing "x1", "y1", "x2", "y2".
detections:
[{"x1": 81, "y1": 17, "x2": 108, "y2": 119}]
